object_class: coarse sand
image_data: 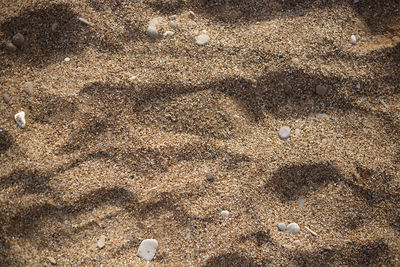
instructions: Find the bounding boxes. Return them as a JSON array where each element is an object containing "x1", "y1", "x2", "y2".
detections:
[{"x1": 1, "y1": 0, "x2": 400, "y2": 266}]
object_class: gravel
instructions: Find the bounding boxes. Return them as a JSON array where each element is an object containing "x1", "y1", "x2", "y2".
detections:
[
  {"x1": 278, "y1": 126, "x2": 291, "y2": 140},
  {"x1": 287, "y1": 223, "x2": 300, "y2": 234},
  {"x1": 137, "y1": 239, "x2": 158, "y2": 261}
]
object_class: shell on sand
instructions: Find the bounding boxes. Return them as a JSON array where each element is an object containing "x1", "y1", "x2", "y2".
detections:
[{"x1": 14, "y1": 111, "x2": 26, "y2": 128}]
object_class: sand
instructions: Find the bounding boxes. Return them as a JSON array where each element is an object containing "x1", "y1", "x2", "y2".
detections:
[{"x1": 0, "y1": 0, "x2": 399, "y2": 266}]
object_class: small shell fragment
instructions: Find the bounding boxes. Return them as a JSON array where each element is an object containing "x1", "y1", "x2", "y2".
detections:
[{"x1": 14, "y1": 111, "x2": 26, "y2": 128}]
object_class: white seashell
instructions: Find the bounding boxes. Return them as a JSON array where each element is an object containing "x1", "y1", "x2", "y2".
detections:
[{"x1": 14, "y1": 111, "x2": 26, "y2": 128}]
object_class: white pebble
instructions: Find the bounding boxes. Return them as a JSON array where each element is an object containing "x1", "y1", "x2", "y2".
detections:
[
  {"x1": 64, "y1": 57, "x2": 70, "y2": 62},
  {"x1": 195, "y1": 34, "x2": 210, "y2": 45},
  {"x1": 350, "y1": 35, "x2": 357, "y2": 45},
  {"x1": 278, "y1": 126, "x2": 291, "y2": 140},
  {"x1": 221, "y1": 210, "x2": 230, "y2": 218},
  {"x1": 137, "y1": 239, "x2": 158, "y2": 261},
  {"x1": 97, "y1": 235, "x2": 106, "y2": 249},
  {"x1": 287, "y1": 223, "x2": 300, "y2": 234},
  {"x1": 163, "y1": 31, "x2": 174, "y2": 38},
  {"x1": 14, "y1": 111, "x2": 26, "y2": 128}
]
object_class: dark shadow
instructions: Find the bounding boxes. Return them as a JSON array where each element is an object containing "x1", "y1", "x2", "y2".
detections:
[
  {"x1": 202, "y1": 252, "x2": 270, "y2": 267},
  {"x1": 31, "y1": 95, "x2": 77, "y2": 124},
  {"x1": 0, "y1": 4, "x2": 124, "y2": 67},
  {"x1": 0, "y1": 129, "x2": 13, "y2": 153},
  {"x1": 239, "y1": 230, "x2": 272, "y2": 247},
  {"x1": 266, "y1": 162, "x2": 343, "y2": 201},
  {"x1": 353, "y1": 0, "x2": 400, "y2": 35},
  {"x1": 0, "y1": 169, "x2": 53, "y2": 195},
  {"x1": 292, "y1": 239, "x2": 391, "y2": 266}
]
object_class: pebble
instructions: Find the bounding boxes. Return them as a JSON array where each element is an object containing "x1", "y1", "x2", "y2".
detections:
[
  {"x1": 287, "y1": 223, "x2": 300, "y2": 234},
  {"x1": 278, "y1": 126, "x2": 291, "y2": 140},
  {"x1": 137, "y1": 239, "x2": 158, "y2": 261},
  {"x1": 221, "y1": 210, "x2": 230, "y2": 218},
  {"x1": 294, "y1": 128, "x2": 301, "y2": 136},
  {"x1": 146, "y1": 26, "x2": 159, "y2": 38},
  {"x1": 3, "y1": 93, "x2": 10, "y2": 104},
  {"x1": 278, "y1": 223, "x2": 287, "y2": 231},
  {"x1": 78, "y1": 17, "x2": 91, "y2": 26},
  {"x1": 293, "y1": 240, "x2": 301, "y2": 246},
  {"x1": 97, "y1": 235, "x2": 106, "y2": 249},
  {"x1": 51, "y1": 22, "x2": 58, "y2": 32},
  {"x1": 24, "y1": 82, "x2": 33, "y2": 95},
  {"x1": 47, "y1": 256, "x2": 57, "y2": 265},
  {"x1": 64, "y1": 57, "x2": 70, "y2": 62},
  {"x1": 205, "y1": 172, "x2": 214, "y2": 181},
  {"x1": 170, "y1": 15, "x2": 177, "y2": 20},
  {"x1": 298, "y1": 196, "x2": 305, "y2": 208},
  {"x1": 14, "y1": 111, "x2": 26, "y2": 128},
  {"x1": 195, "y1": 34, "x2": 210, "y2": 45},
  {"x1": 5, "y1": 42, "x2": 17, "y2": 53},
  {"x1": 350, "y1": 35, "x2": 357, "y2": 45},
  {"x1": 168, "y1": 21, "x2": 177, "y2": 28},
  {"x1": 12, "y1": 33, "x2": 24, "y2": 47},
  {"x1": 291, "y1": 57, "x2": 300, "y2": 65},
  {"x1": 163, "y1": 31, "x2": 174, "y2": 38},
  {"x1": 315, "y1": 85, "x2": 327, "y2": 96},
  {"x1": 284, "y1": 83, "x2": 292, "y2": 95},
  {"x1": 188, "y1": 11, "x2": 195, "y2": 19}
]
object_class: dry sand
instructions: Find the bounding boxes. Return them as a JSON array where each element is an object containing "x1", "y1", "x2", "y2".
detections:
[{"x1": 1, "y1": 0, "x2": 400, "y2": 266}]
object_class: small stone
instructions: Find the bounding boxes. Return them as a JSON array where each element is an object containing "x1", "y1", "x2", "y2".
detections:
[
  {"x1": 51, "y1": 22, "x2": 58, "y2": 32},
  {"x1": 298, "y1": 196, "x2": 305, "y2": 208},
  {"x1": 5, "y1": 42, "x2": 17, "y2": 53},
  {"x1": 293, "y1": 240, "x2": 301, "y2": 246},
  {"x1": 47, "y1": 256, "x2": 57, "y2": 265},
  {"x1": 97, "y1": 235, "x2": 106, "y2": 249},
  {"x1": 170, "y1": 15, "x2": 177, "y2": 20},
  {"x1": 146, "y1": 26, "x2": 159, "y2": 38},
  {"x1": 24, "y1": 82, "x2": 33, "y2": 95},
  {"x1": 206, "y1": 172, "x2": 214, "y2": 181},
  {"x1": 64, "y1": 57, "x2": 70, "y2": 62},
  {"x1": 14, "y1": 111, "x2": 26, "y2": 128},
  {"x1": 291, "y1": 57, "x2": 300, "y2": 65},
  {"x1": 278, "y1": 126, "x2": 291, "y2": 140},
  {"x1": 78, "y1": 17, "x2": 91, "y2": 26},
  {"x1": 294, "y1": 128, "x2": 301, "y2": 136},
  {"x1": 188, "y1": 11, "x2": 195, "y2": 19},
  {"x1": 284, "y1": 83, "x2": 292, "y2": 94},
  {"x1": 168, "y1": 21, "x2": 177, "y2": 28},
  {"x1": 3, "y1": 93, "x2": 10, "y2": 104},
  {"x1": 350, "y1": 35, "x2": 357, "y2": 45},
  {"x1": 315, "y1": 85, "x2": 327, "y2": 96},
  {"x1": 278, "y1": 223, "x2": 287, "y2": 231},
  {"x1": 221, "y1": 210, "x2": 230, "y2": 218},
  {"x1": 195, "y1": 34, "x2": 210, "y2": 45},
  {"x1": 163, "y1": 31, "x2": 174, "y2": 38},
  {"x1": 12, "y1": 33, "x2": 24, "y2": 47},
  {"x1": 287, "y1": 223, "x2": 300, "y2": 234},
  {"x1": 137, "y1": 239, "x2": 158, "y2": 261}
]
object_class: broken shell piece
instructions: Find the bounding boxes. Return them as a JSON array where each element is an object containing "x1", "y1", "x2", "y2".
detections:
[
  {"x1": 78, "y1": 17, "x2": 91, "y2": 26},
  {"x1": 14, "y1": 111, "x2": 26, "y2": 128},
  {"x1": 163, "y1": 31, "x2": 174, "y2": 38}
]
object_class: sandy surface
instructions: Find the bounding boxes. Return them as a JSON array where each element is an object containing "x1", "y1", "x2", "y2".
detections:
[{"x1": 1, "y1": 0, "x2": 400, "y2": 266}]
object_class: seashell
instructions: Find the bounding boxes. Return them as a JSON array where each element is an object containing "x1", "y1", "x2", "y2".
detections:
[{"x1": 14, "y1": 111, "x2": 26, "y2": 128}]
